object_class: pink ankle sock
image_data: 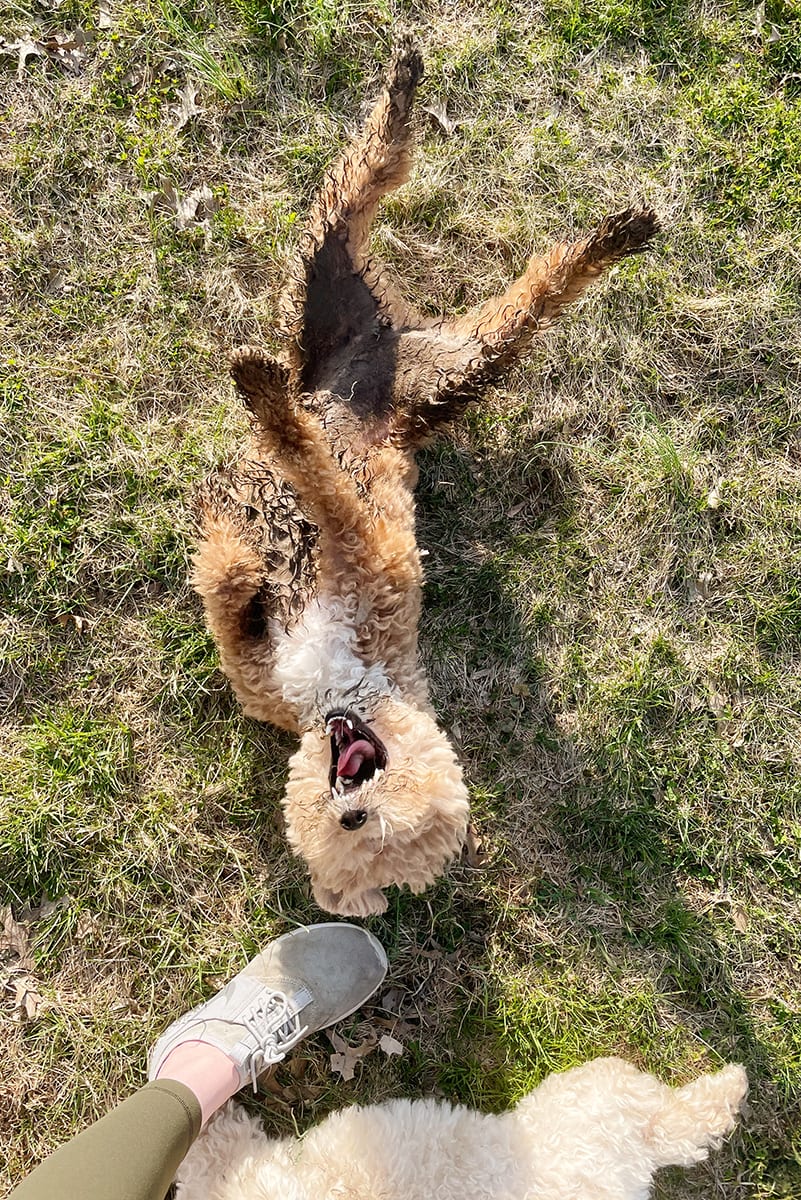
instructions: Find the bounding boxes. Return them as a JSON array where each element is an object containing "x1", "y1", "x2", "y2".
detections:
[{"x1": 155, "y1": 1041, "x2": 241, "y2": 1126}]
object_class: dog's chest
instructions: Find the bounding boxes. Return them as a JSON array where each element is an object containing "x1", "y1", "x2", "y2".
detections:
[{"x1": 270, "y1": 596, "x2": 396, "y2": 729}]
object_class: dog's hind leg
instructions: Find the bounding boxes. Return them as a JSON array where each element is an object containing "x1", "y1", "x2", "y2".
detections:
[
  {"x1": 231, "y1": 348, "x2": 421, "y2": 611},
  {"x1": 444, "y1": 207, "x2": 658, "y2": 357},
  {"x1": 389, "y1": 208, "x2": 659, "y2": 446},
  {"x1": 281, "y1": 39, "x2": 425, "y2": 388},
  {"x1": 307, "y1": 37, "x2": 422, "y2": 269}
]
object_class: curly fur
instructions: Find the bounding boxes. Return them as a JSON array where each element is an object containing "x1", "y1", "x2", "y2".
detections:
[
  {"x1": 175, "y1": 1057, "x2": 746, "y2": 1200},
  {"x1": 191, "y1": 41, "x2": 658, "y2": 915}
]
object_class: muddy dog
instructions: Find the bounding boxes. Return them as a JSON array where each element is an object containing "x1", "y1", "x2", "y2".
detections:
[{"x1": 192, "y1": 41, "x2": 658, "y2": 916}]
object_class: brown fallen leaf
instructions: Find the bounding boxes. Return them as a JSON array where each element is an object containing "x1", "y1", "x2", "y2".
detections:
[
  {"x1": 379, "y1": 986, "x2": 406, "y2": 1015},
  {"x1": 754, "y1": 1, "x2": 781, "y2": 43},
  {"x1": 1, "y1": 907, "x2": 34, "y2": 971},
  {"x1": 55, "y1": 611, "x2": 87, "y2": 633},
  {"x1": 421, "y1": 101, "x2": 458, "y2": 137},
  {"x1": 151, "y1": 180, "x2": 219, "y2": 233},
  {"x1": 21, "y1": 894, "x2": 67, "y2": 924},
  {"x1": 173, "y1": 80, "x2": 201, "y2": 130},
  {"x1": 327, "y1": 1028, "x2": 378, "y2": 1081},
  {"x1": 257, "y1": 1067, "x2": 286, "y2": 1097},
  {"x1": 10, "y1": 975, "x2": 44, "y2": 1022},
  {"x1": 378, "y1": 1033, "x2": 404, "y2": 1057},
  {"x1": 731, "y1": 903, "x2": 749, "y2": 934},
  {"x1": 0, "y1": 34, "x2": 44, "y2": 79},
  {"x1": 464, "y1": 822, "x2": 485, "y2": 868},
  {"x1": 371, "y1": 1015, "x2": 416, "y2": 1038},
  {"x1": 287, "y1": 1055, "x2": 308, "y2": 1080},
  {"x1": 39, "y1": 30, "x2": 87, "y2": 74}
]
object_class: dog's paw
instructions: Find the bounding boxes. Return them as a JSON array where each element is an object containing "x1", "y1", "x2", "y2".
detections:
[
  {"x1": 313, "y1": 883, "x2": 388, "y2": 917},
  {"x1": 344, "y1": 888, "x2": 389, "y2": 917}
]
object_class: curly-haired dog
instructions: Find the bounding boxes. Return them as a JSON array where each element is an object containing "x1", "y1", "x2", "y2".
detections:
[
  {"x1": 175, "y1": 1056, "x2": 746, "y2": 1200},
  {"x1": 192, "y1": 42, "x2": 658, "y2": 916}
]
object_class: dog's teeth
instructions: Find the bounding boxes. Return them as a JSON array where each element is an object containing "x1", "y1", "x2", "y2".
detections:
[
  {"x1": 373, "y1": 769, "x2": 383, "y2": 780},
  {"x1": 345, "y1": 719, "x2": 353, "y2": 730},
  {"x1": 335, "y1": 778, "x2": 346, "y2": 794}
]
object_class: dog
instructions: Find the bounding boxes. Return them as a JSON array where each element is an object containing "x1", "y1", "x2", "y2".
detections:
[
  {"x1": 191, "y1": 41, "x2": 658, "y2": 916},
  {"x1": 175, "y1": 1056, "x2": 746, "y2": 1200}
]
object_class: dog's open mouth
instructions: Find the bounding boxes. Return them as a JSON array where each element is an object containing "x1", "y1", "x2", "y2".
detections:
[{"x1": 326, "y1": 710, "x2": 388, "y2": 794}]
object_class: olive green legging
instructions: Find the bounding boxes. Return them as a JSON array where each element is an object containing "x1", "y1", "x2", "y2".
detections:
[{"x1": 9, "y1": 1080, "x2": 201, "y2": 1200}]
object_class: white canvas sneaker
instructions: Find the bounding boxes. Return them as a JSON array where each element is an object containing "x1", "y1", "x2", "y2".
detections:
[{"x1": 148, "y1": 923, "x2": 387, "y2": 1089}]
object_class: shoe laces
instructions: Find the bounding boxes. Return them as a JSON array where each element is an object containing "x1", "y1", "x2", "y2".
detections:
[{"x1": 242, "y1": 989, "x2": 310, "y2": 1091}]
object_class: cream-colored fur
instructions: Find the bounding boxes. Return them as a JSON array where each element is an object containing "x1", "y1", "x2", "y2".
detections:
[
  {"x1": 284, "y1": 694, "x2": 469, "y2": 916},
  {"x1": 175, "y1": 1057, "x2": 747, "y2": 1200}
]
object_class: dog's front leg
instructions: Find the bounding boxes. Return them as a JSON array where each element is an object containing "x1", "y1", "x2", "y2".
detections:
[{"x1": 312, "y1": 882, "x2": 389, "y2": 917}]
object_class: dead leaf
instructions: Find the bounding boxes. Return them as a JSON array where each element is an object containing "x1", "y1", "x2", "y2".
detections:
[
  {"x1": 706, "y1": 477, "x2": 725, "y2": 509},
  {"x1": 39, "y1": 30, "x2": 87, "y2": 74},
  {"x1": 98, "y1": 0, "x2": 114, "y2": 29},
  {"x1": 506, "y1": 501, "x2": 527, "y2": 518},
  {"x1": 173, "y1": 80, "x2": 201, "y2": 130},
  {"x1": 379, "y1": 987, "x2": 406, "y2": 1015},
  {"x1": 10, "y1": 976, "x2": 44, "y2": 1022},
  {"x1": 754, "y1": 2, "x2": 781, "y2": 42},
  {"x1": 464, "y1": 822, "x2": 485, "y2": 868},
  {"x1": 55, "y1": 611, "x2": 87, "y2": 633},
  {"x1": 327, "y1": 1029, "x2": 378, "y2": 1081},
  {"x1": 288, "y1": 1055, "x2": 308, "y2": 1080},
  {"x1": 371, "y1": 1015, "x2": 416, "y2": 1037},
  {"x1": 688, "y1": 571, "x2": 713, "y2": 602},
  {"x1": 731, "y1": 903, "x2": 749, "y2": 933},
  {"x1": 259, "y1": 1068, "x2": 287, "y2": 1098},
  {"x1": 151, "y1": 180, "x2": 219, "y2": 233},
  {"x1": 0, "y1": 35, "x2": 44, "y2": 79},
  {"x1": 421, "y1": 101, "x2": 457, "y2": 137},
  {"x1": 75, "y1": 911, "x2": 98, "y2": 940},
  {"x1": 1, "y1": 29, "x2": 87, "y2": 76},
  {"x1": 379, "y1": 1033, "x2": 404, "y2": 1057},
  {"x1": 1, "y1": 907, "x2": 34, "y2": 970},
  {"x1": 19, "y1": 894, "x2": 67, "y2": 924}
]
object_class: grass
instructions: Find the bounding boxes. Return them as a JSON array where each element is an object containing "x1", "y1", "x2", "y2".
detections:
[{"x1": 1, "y1": 0, "x2": 800, "y2": 1195}]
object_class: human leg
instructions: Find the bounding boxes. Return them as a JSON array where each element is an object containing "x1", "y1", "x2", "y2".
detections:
[{"x1": 9, "y1": 923, "x2": 387, "y2": 1200}]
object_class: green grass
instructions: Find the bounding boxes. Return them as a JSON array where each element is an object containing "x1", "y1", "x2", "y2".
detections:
[{"x1": 2, "y1": 0, "x2": 801, "y2": 1195}]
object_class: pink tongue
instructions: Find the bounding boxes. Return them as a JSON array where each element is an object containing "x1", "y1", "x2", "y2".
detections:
[{"x1": 337, "y1": 739, "x2": 375, "y2": 779}]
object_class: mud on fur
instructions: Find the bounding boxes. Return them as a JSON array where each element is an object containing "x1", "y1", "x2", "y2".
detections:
[{"x1": 191, "y1": 39, "x2": 659, "y2": 916}]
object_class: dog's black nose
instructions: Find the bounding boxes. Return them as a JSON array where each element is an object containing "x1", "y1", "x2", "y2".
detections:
[{"x1": 340, "y1": 809, "x2": 368, "y2": 831}]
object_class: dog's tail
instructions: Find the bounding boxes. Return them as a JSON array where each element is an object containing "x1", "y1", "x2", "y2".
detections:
[
  {"x1": 230, "y1": 346, "x2": 378, "y2": 578},
  {"x1": 646, "y1": 1064, "x2": 748, "y2": 1168}
]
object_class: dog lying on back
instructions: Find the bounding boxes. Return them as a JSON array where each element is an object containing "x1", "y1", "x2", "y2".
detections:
[
  {"x1": 176, "y1": 1056, "x2": 747, "y2": 1200},
  {"x1": 192, "y1": 41, "x2": 658, "y2": 915}
]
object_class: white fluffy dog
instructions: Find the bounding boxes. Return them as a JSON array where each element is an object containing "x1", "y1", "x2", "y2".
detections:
[{"x1": 175, "y1": 1056, "x2": 746, "y2": 1200}]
